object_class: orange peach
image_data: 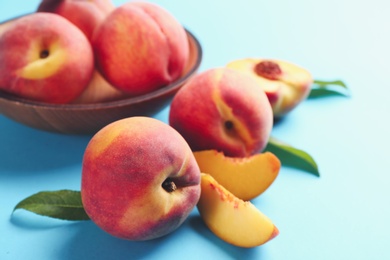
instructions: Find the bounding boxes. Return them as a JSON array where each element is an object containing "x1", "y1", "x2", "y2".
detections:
[
  {"x1": 227, "y1": 58, "x2": 313, "y2": 117},
  {"x1": 81, "y1": 117, "x2": 201, "y2": 241},
  {"x1": 169, "y1": 68, "x2": 273, "y2": 157},
  {"x1": 92, "y1": 2, "x2": 189, "y2": 96},
  {"x1": 193, "y1": 150, "x2": 280, "y2": 201},
  {"x1": 197, "y1": 173, "x2": 279, "y2": 247},
  {"x1": 0, "y1": 13, "x2": 94, "y2": 104}
]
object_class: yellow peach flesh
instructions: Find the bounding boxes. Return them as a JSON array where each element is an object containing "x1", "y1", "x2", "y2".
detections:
[
  {"x1": 197, "y1": 173, "x2": 278, "y2": 247},
  {"x1": 227, "y1": 59, "x2": 282, "y2": 93},
  {"x1": 194, "y1": 150, "x2": 280, "y2": 201},
  {"x1": 227, "y1": 58, "x2": 313, "y2": 117}
]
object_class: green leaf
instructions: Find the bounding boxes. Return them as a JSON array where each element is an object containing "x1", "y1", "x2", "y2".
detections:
[
  {"x1": 264, "y1": 137, "x2": 320, "y2": 177},
  {"x1": 308, "y1": 79, "x2": 350, "y2": 98},
  {"x1": 13, "y1": 190, "x2": 90, "y2": 221},
  {"x1": 313, "y1": 79, "x2": 348, "y2": 89}
]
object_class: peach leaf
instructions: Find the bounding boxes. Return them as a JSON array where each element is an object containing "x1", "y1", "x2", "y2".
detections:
[
  {"x1": 309, "y1": 79, "x2": 350, "y2": 98},
  {"x1": 12, "y1": 190, "x2": 89, "y2": 221},
  {"x1": 264, "y1": 137, "x2": 320, "y2": 177}
]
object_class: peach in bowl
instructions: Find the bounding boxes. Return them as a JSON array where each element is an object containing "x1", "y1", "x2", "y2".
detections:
[{"x1": 0, "y1": 8, "x2": 202, "y2": 135}]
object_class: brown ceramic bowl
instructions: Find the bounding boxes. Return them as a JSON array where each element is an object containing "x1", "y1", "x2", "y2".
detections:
[{"x1": 0, "y1": 16, "x2": 202, "y2": 135}]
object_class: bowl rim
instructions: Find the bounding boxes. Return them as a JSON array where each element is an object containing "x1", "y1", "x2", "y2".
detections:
[{"x1": 0, "y1": 14, "x2": 203, "y2": 111}]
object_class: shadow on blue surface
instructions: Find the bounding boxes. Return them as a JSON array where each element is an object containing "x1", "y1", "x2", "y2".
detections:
[
  {"x1": 19, "y1": 214, "x2": 264, "y2": 260},
  {"x1": 0, "y1": 118, "x2": 92, "y2": 174},
  {"x1": 10, "y1": 210, "x2": 82, "y2": 230}
]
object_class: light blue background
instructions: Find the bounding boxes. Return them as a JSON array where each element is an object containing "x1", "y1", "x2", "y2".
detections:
[{"x1": 1, "y1": 0, "x2": 390, "y2": 259}]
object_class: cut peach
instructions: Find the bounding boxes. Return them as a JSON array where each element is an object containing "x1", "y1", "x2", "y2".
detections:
[
  {"x1": 227, "y1": 58, "x2": 313, "y2": 117},
  {"x1": 197, "y1": 173, "x2": 279, "y2": 248},
  {"x1": 193, "y1": 150, "x2": 280, "y2": 201}
]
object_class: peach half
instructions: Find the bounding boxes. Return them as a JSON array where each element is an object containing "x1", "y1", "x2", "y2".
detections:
[
  {"x1": 227, "y1": 58, "x2": 313, "y2": 117},
  {"x1": 197, "y1": 173, "x2": 279, "y2": 247},
  {"x1": 193, "y1": 150, "x2": 280, "y2": 201},
  {"x1": 169, "y1": 68, "x2": 273, "y2": 157}
]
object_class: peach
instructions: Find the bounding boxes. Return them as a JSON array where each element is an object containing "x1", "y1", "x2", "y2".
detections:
[
  {"x1": 92, "y1": 2, "x2": 189, "y2": 96},
  {"x1": 193, "y1": 150, "x2": 280, "y2": 201},
  {"x1": 169, "y1": 68, "x2": 273, "y2": 157},
  {"x1": 0, "y1": 13, "x2": 94, "y2": 104},
  {"x1": 81, "y1": 117, "x2": 201, "y2": 241},
  {"x1": 197, "y1": 173, "x2": 279, "y2": 247},
  {"x1": 227, "y1": 58, "x2": 313, "y2": 117},
  {"x1": 71, "y1": 70, "x2": 128, "y2": 104},
  {"x1": 37, "y1": 0, "x2": 115, "y2": 41}
]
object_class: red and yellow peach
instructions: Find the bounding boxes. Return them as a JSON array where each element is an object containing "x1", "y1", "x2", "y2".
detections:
[
  {"x1": 169, "y1": 68, "x2": 273, "y2": 157},
  {"x1": 92, "y1": 2, "x2": 189, "y2": 96},
  {"x1": 0, "y1": 13, "x2": 94, "y2": 104},
  {"x1": 81, "y1": 117, "x2": 201, "y2": 241}
]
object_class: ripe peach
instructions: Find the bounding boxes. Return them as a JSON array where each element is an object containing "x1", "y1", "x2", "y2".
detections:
[
  {"x1": 169, "y1": 68, "x2": 273, "y2": 157},
  {"x1": 193, "y1": 150, "x2": 280, "y2": 201},
  {"x1": 197, "y1": 173, "x2": 279, "y2": 247},
  {"x1": 227, "y1": 58, "x2": 313, "y2": 117},
  {"x1": 0, "y1": 13, "x2": 94, "y2": 104},
  {"x1": 37, "y1": 0, "x2": 115, "y2": 41},
  {"x1": 81, "y1": 117, "x2": 201, "y2": 241},
  {"x1": 71, "y1": 70, "x2": 128, "y2": 104},
  {"x1": 92, "y1": 2, "x2": 189, "y2": 96}
]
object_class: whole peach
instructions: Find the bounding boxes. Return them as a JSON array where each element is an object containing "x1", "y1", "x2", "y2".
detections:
[
  {"x1": 169, "y1": 68, "x2": 273, "y2": 157},
  {"x1": 92, "y1": 2, "x2": 189, "y2": 96},
  {"x1": 81, "y1": 117, "x2": 201, "y2": 241},
  {"x1": 0, "y1": 13, "x2": 94, "y2": 104}
]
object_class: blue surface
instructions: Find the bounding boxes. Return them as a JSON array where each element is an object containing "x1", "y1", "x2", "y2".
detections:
[{"x1": 1, "y1": 0, "x2": 390, "y2": 259}]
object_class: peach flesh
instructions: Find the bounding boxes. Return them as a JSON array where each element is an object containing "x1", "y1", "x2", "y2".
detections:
[
  {"x1": 197, "y1": 173, "x2": 279, "y2": 247},
  {"x1": 193, "y1": 150, "x2": 281, "y2": 201}
]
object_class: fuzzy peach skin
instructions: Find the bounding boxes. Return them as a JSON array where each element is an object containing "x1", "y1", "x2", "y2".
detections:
[
  {"x1": 81, "y1": 117, "x2": 201, "y2": 241},
  {"x1": 37, "y1": 0, "x2": 115, "y2": 41},
  {"x1": 0, "y1": 13, "x2": 94, "y2": 104},
  {"x1": 71, "y1": 70, "x2": 129, "y2": 104},
  {"x1": 92, "y1": 2, "x2": 189, "y2": 96},
  {"x1": 169, "y1": 68, "x2": 273, "y2": 157},
  {"x1": 227, "y1": 58, "x2": 313, "y2": 117}
]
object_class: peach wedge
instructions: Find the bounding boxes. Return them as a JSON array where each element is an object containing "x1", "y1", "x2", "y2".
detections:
[
  {"x1": 197, "y1": 173, "x2": 279, "y2": 248},
  {"x1": 193, "y1": 150, "x2": 280, "y2": 201}
]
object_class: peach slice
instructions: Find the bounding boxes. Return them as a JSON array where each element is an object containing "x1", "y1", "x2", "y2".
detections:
[
  {"x1": 193, "y1": 150, "x2": 280, "y2": 201},
  {"x1": 227, "y1": 58, "x2": 313, "y2": 117},
  {"x1": 197, "y1": 173, "x2": 279, "y2": 248}
]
